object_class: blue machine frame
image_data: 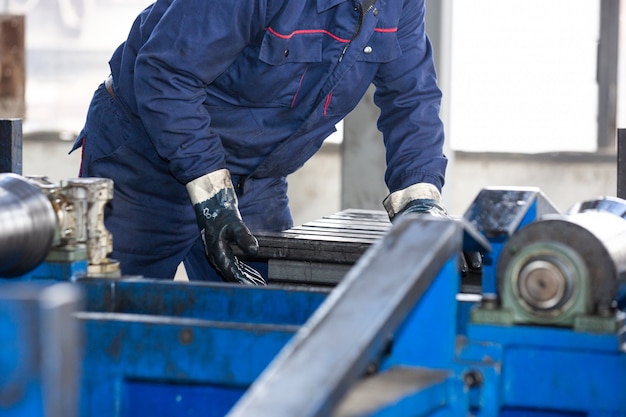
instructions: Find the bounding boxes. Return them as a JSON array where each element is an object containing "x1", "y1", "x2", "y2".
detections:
[{"x1": 1, "y1": 187, "x2": 625, "y2": 417}]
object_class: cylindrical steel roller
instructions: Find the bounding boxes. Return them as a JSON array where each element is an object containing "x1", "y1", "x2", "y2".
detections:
[
  {"x1": 498, "y1": 197, "x2": 626, "y2": 325},
  {"x1": 0, "y1": 173, "x2": 57, "y2": 277}
]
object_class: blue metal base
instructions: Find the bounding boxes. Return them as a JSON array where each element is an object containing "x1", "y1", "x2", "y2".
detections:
[{"x1": 122, "y1": 380, "x2": 243, "y2": 417}]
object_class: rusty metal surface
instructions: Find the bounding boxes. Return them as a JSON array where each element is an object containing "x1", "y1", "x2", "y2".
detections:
[{"x1": 0, "y1": 15, "x2": 25, "y2": 118}]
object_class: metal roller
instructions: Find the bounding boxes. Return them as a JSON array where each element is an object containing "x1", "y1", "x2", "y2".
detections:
[
  {"x1": 497, "y1": 196, "x2": 626, "y2": 327},
  {"x1": 0, "y1": 173, "x2": 57, "y2": 277}
]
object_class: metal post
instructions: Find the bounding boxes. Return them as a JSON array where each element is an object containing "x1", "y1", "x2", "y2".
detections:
[
  {"x1": 0, "y1": 118, "x2": 22, "y2": 174},
  {"x1": 618, "y1": 128, "x2": 626, "y2": 198},
  {"x1": 597, "y1": 0, "x2": 620, "y2": 152},
  {"x1": 0, "y1": 15, "x2": 25, "y2": 119}
]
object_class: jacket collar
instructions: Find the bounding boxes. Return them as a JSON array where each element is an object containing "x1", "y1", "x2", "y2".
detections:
[{"x1": 317, "y1": 0, "x2": 350, "y2": 13}]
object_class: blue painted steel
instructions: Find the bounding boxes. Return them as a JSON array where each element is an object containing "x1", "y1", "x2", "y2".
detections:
[
  {"x1": 79, "y1": 313, "x2": 298, "y2": 416},
  {"x1": 479, "y1": 198, "x2": 540, "y2": 295},
  {"x1": 5, "y1": 189, "x2": 626, "y2": 417},
  {"x1": 381, "y1": 257, "x2": 460, "y2": 370},
  {"x1": 79, "y1": 278, "x2": 329, "y2": 326},
  {"x1": 375, "y1": 261, "x2": 626, "y2": 417},
  {"x1": 0, "y1": 297, "x2": 45, "y2": 417},
  {"x1": 121, "y1": 380, "x2": 243, "y2": 417},
  {"x1": 0, "y1": 282, "x2": 83, "y2": 417},
  {"x1": 455, "y1": 293, "x2": 481, "y2": 336},
  {"x1": 480, "y1": 236, "x2": 505, "y2": 295},
  {"x1": 74, "y1": 279, "x2": 328, "y2": 417},
  {"x1": 463, "y1": 188, "x2": 557, "y2": 295},
  {"x1": 16, "y1": 259, "x2": 88, "y2": 281},
  {"x1": 368, "y1": 376, "x2": 453, "y2": 417}
]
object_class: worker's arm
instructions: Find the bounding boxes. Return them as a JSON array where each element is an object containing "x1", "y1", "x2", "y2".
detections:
[
  {"x1": 133, "y1": 0, "x2": 267, "y2": 185},
  {"x1": 132, "y1": 1, "x2": 268, "y2": 283},
  {"x1": 372, "y1": 0, "x2": 447, "y2": 198},
  {"x1": 374, "y1": 0, "x2": 480, "y2": 272}
]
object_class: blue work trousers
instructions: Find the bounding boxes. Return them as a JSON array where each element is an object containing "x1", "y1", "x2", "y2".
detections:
[{"x1": 74, "y1": 82, "x2": 293, "y2": 281}]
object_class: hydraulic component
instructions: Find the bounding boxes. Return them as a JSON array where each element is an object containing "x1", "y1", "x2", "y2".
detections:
[
  {"x1": 0, "y1": 173, "x2": 118, "y2": 279},
  {"x1": 28, "y1": 176, "x2": 119, "y2": 277}
]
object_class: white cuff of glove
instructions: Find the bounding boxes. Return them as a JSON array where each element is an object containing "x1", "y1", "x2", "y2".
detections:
[
  {"x1": 186, "y1": 169, "x2": 234, "y2": 205},
  {"x1": 382, "y1": 183, "x2": 443, "y2": 219}
]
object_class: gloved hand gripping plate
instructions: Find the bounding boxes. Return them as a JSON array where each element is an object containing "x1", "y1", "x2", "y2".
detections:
[
  {"x1": 187, "y1": 169, "x2": 266, "y2": 285},
  {"x1": 383, "y1": 183, "x2": 482, "y2": 273}
]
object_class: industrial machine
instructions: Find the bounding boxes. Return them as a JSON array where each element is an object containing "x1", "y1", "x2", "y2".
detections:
[
  {"x1": 0, "y1": 173, "x2": 119, "y2": 280},
  {"x1": 1, "y1": 173, "x2": 625, "y2": 417}
]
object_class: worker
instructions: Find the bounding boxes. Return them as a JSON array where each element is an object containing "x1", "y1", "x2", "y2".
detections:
[{"x1": 70, "y1": 0, "x2": 449, "y2": 285}]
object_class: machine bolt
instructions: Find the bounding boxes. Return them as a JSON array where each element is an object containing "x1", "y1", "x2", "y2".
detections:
[
  {"x1": 463, "y1": 370, "x2": 483, "y2": 388},
  {"x1": 178, "y1": 328, "x2": 194, "y2": 345},
  {"x1": 480, "y1": 293, "x2": 500, "y2": 310}
]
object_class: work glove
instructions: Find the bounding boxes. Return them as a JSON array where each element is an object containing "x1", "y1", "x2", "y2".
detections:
[
  {"x1": 383, "y1": 183, "x2": 482, "y2": 274},
  {"x1": 186, "y1": 169, "x2": 266, "y2": 285}
]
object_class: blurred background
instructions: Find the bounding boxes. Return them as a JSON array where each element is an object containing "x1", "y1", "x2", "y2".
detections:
[{"x1": 5, "y1": 0, "x2": 625, "y2": 223}]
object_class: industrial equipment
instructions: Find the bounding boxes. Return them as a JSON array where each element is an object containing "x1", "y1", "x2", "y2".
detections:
[
  {"x1": 0, "y1": 173, "x2": 118, "y2": 280},
  {"x1": 1, "y1": 173, "x2": 625, "y2": 417},
  {"x1": 230, "y1": 188, "x2": 626, "y2": 416},
  {"x1": 0, "y1": 281, "x2": 83, "y2": 417}
]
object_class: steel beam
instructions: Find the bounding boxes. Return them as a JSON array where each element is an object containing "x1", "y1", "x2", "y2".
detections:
[
  {"x1": 79, "y1": 279, "x2": 329, "y2": 326},
  {"x1": 227, "y1": 216, "x2": 463, "y2": 417}
]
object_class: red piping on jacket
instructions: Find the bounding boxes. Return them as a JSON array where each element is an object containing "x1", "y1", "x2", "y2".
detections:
[
  {"x1": 374, "y1": 27, "x2": 398, "y2": 33},
  {"x1": 291, "y1": 66, "x2": 309, "y2": 108},
  {"x1": 324, "y1": 92, "x2": 333, "y2": 117},
  {"x1": 267, "y1": 27, "x2": 350, "y2": 43},
  {"x1": 266, "y1": 26, "x2": 399, "y2": 42}
]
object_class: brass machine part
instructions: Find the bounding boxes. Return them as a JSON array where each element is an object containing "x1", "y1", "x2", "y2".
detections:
[
  {"x1": 0, "y1": 174, "x2": 120, "y2": 278},
  {"x1": 29, "y1": 176, "x2": 120, "y2": 277}
]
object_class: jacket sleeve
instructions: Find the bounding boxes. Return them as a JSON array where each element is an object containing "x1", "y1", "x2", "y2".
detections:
[
  {"x1": 133, "y1": 0, "x2": 266, "y2": 185},
  {"x1": 372, "y1": 0, "x2": 447, "y2": 194}
]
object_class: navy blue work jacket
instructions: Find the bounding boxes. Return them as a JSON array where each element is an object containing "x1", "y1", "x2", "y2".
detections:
[{"x1": 109, "y1": 0, "x2": 447, "y2": 193}]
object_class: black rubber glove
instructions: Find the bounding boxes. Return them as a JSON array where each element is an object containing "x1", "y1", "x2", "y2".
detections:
[
  {"x1": 187, "y1": 170, "x2": 266, "y2": 285},
  {"x1": 383, "y1": 184, "x2": 482, "y2": 274},
  {"x1": 398, "y1": 198, "x2": 482, "y2": 272},
  {"x1": 399, "y1": 198, "x2": 448, "y2": 217}
]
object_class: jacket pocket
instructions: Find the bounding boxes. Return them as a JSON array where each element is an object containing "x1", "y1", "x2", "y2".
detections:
[
  {"x1": 212, "y1": 31, "x2": 323, "y2": 108},
  {"x1": 357, "y1": 29, "x2": 402, "y2": 63}
]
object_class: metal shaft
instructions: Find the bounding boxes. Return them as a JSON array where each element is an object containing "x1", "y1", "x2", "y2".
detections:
[{"x1": 0, "y1": 173, "x2": 57, "y2": 277}]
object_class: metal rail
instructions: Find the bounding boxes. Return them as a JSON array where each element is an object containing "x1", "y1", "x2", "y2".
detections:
[{"x1": 227, "y1": 215, "x2": 463, "y2": 417}]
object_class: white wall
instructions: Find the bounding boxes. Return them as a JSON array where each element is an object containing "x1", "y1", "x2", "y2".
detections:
[{"x1": 449, "y1": 1, "x2": 600, "y2": 153}]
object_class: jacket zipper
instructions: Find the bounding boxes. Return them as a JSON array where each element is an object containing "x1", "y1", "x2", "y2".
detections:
[{"x1": 338, "y1": 0, "x2": 377, "y2": 62}]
